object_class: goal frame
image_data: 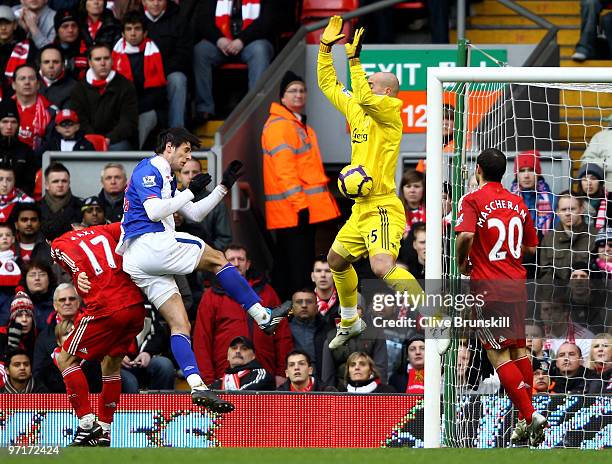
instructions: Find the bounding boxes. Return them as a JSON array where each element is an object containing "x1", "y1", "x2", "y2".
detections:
[{"x1": 424, "y1": 66, "x2": 612, "y2": 449}]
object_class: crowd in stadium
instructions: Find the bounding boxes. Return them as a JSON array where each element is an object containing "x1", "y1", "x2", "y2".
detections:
[{"x1": 0, "y1": 0, "x2": 609, "y2": 401}]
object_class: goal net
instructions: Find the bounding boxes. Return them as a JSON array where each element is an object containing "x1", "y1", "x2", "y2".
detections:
[{"x1": 424, "y1": 65, "x2": 612, "y2": 449}]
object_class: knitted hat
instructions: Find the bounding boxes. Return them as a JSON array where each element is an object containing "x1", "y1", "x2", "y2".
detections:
[
  {"x1": 10, "y1": 290, "x2": 34, "y2": 321},
  {"x1": 406, "y1": 333, "x2": 425, "y2": 348},
  {"x1": 532, "y1": 357, "x2": 550, "y2": 374},
  {"x1": 578, "y1": 163, "x2": 604, "y2": 181},
  {"x1": 0, "y1": 99, "x2": 19, "y2": 122},
  {"x1": 279, "y1": 71, "x2": 304, "y2": 100},
  {"x1": 594, "y1": 227, "x2": 612, "y2": 247},
  {"x1": 54, "y1": 8, "x2": 78, "y2": 32},
  {"x1": 514, "y1": 150, "x2": 542, "y2": 176},
  {"x1": 81, "y1": 195, "x2": 101, "y2": 211}
]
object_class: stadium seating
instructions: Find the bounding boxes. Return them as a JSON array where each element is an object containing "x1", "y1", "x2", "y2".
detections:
[{"x1": 301, "y1": 0, "x2": 359, "y2": 44}]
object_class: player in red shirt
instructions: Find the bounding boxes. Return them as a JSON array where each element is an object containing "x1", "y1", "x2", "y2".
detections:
[
  {"x1": 50, "y1": 222, "x2": 145, "y2": 446},
  {"x1": 455, "y1": 148, "x2": 547, "y2": 447}
]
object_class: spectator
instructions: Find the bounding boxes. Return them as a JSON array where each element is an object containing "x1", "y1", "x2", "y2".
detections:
[
  {"x1": 0, "y1": 223, "x2": 21, "y2": 323},
  {"x1": 509, "y1": 150, "x2": 554, "y2": 237},
  {"x1": 112, "y1": 11, "x2": 166, "y2": 148},
  {"x1": 38, "y1": 162, "x2": 82, "y2": 239},
  {"x1": 70, "y1": 42, "x2": 138, "y2": 150},
  {"x1": 32, "y1": 282, "x2": 102, "y2": 393},
  {"x1": 577, "y1": 163, "x2": 612, "y2": 229},
  {"x1": 389, "y1": 334, "x2": 425, "y2": 394},
  {"x1": 398, "y1": 222, "x2": 426, "y2": 279},
  {"x1": 311, "y1": 255, "x2": 338, "y2": 330},
  {"x1": 211, "y1": 336, "x2": 275, "y2": 391},
  {"x1": 532, "y1": 357, "x2": 553, "y2": 394},
  {"x1": 538, "y1": 192, "x2": 596, "y2": 281},
  {"x1": 321, "y1": 294, "x2": 388, "y2": 390},
  {"x1": 13, "y1": 63, "x2": 53, "y2": 151},
  {"x1": 400, "y1": 169, "x2": 425, "y2": 236},
  {"x1": 343, "y1": 352, "x2": 395, "y2": 393},
  {"x1": 581, "y1": 117, "x2": 612, "y2": 191},
  {"x1": 38, "y1": 44, "x2": 76, "y2": 109},
  {"x1": 591, "y1": 227, "x2": 612, "y2": 278},
  {"x1": 571, "y1": 0, "x2": 604, "y2": 62},
  {"x1": 288, "y1": 288, "x2": 328, "y2": 378},
  {"x1": 541, "y1": 291, "x2": 594, "y2": 362},
  {"x1": 193, "y1": 0, "x2": 276, "y2": 123},
  {"x1": 525, "y1": 322, "x2": 548, "y2": 360},
  {"x1": 38, "y1": 108, "x2": 94, "y2": 154},
  {"x1": 0, "y1": 160, "x2": 34, "y2": 222},
  {"x1": 120, "y1": 305, "x2": 176, "y2": 392},
  {"x1": 0, "y1": 5, "x2": 37, "y2": 86},
  {"x1": 550, "y1": 342, "x2": 601, "y2": 394},
  {"x1": 21, "y1": 259, "x2": 56, "y2": 329},
  {"x1": 175, "y1": 159, "x2": 232, "y2": 251},
  {"x1": 193, "y1": 244, "x2": 292, "y2": 385},
  {"x1": 0, "y1": 94, "x2": 37, "y2": 195},
  {"x1": 11, "y1": 203, "x2": 51, "y2": 266},
  {"x1": 96, "y1": 162, "x2": 126, "y2": 223},
  {"x1": 13, "y1": 0, "x2": 56, "y2": 49},
  {"x1": 53, "y1": 8, "x2": 87, "y2": 80},
  {"x1": 262, "y1": 71, "x2": 340, "y2": 300},
  {"x1": 416, "y1": 104, "x2": 455, "y2": 173},
  {"x1": 0, "y1": 349, "x2": 47, "y2": 392},
  {"x1": 141, "y1": 0, "x2": 190, "y2": 128},
  {"x1": 568, "y1": 260, "x2": 608, "y2": 331},
  {"x1": 80, "y1": 195, "x2": 105, "y2": 226},
  {"x1": 0, "y1": 291, "x2": 37, "y2": 361},
  {"x1": 277, "y1": 350, "x2": 329, "y2": 392},
  {"x1": 78, "y1": 0, "x2": 120, "y2": 48},
  {"x1": 589, "y1": 333, "x2": 612, "y2": 393}
]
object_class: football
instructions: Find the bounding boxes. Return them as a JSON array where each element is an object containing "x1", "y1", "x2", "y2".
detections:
[{"x1": 337, "y1": 164, "x2": 373, "y2": 199}]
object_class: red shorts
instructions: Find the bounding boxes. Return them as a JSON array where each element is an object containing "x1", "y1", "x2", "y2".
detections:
[
  {"x1": 475, "y1": 300, "x2": 526, "y2": 351},
  {"x1": 63, "y1": 304, "x2": 146, "y2": 361}
]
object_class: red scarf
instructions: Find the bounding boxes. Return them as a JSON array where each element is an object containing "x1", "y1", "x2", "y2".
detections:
[
  {"x1": 316, "y1": 288, "x2": 337, "y2": 317},
  {"x1": 0, "y1": 249, "x2": 20, "y2": 287},
  {"x1": 405, "y1": 366, "x2": 424, "y2": 394},
  {"x1": 221, "y1": 368, "x2": 251, "y2": 390},
  {"x1": 0, "y1": 188, "x2": 33, "y2": 222},
  {"x1": 4, "y1": 40, "x2": 30, "y2": 80},
  {"x1": 595, "y1": 193, "x2": 609, "y2": 230},
  {"x1": 14, "y1": 95, "x2": 52, "y2": 150},
  {"x1": 215, "y1": 0, "x2": 260, "y2": 39},
  {"x1": 86, "y1": 68, "x2": 116, "y2": 95},
  {"x1": 290, "y1": 377, "x2": 314, "y2": 392},
  {"x1": 112, "y1": 38, "x2": 167, "y2": 88},
  {"x1": 405, "y1": 204, "x2": 426, "y2": 233},
  {"x1": 88, "y1": 17, "x2": 102, "y2": 39}
]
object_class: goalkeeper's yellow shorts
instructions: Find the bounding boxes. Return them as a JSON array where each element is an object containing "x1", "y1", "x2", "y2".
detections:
[{"x1": 331, "y1": 194, "x2": 405, "y2": 261}]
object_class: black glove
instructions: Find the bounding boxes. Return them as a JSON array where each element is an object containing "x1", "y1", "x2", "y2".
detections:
[
  {"x1": 221, "y1": 160, "x2": 244, "y2": 189},
  {"x1": 188, "y1": 173, "x2": 212, "y2": 197},
  {"x1": 7, "y1": 321, "x2": 23, "y2": 351}
]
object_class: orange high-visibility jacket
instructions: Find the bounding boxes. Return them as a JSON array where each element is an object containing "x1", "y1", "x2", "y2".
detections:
[{"x1": 262, "y1": 102, "x2": 340, "y2": 229}]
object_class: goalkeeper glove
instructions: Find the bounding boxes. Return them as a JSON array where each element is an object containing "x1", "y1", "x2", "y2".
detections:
[
  {"x1": 320, "y1": 15, "x2": 345, "y2": 48},
  {"x1": 188, "y1": 173, "x2": 212, "y2": 197},
  {"x1": 7, "y1": 321, "x2": 23, "y2": 351},
  {"x1": 345, "y1": 28, "x2": 365, "y2": 60},
  {"x1": 221, "y1": 160, "x2": 244, "y2": 189}
]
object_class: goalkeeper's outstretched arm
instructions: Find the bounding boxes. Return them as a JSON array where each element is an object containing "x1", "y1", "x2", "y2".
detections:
[{"x1": 317, "y1": 16, "x2": 352, "y2": 117}]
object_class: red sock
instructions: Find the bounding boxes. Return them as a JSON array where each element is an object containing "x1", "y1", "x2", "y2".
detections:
[
  {"x1": 62, "y1": 365, "x2": 92, "y2": 418},
  {"x1": 496, "y1": 360, "x2": 535, "y2": 423},
  {"x1": 513, "y1": 356, "x2": 534, "y2": 421},
  {"x1": 99, "y1": 375, "x2": 122, "y2": 424}
]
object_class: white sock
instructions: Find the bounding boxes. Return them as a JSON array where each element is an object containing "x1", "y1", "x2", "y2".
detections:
[
  {"x1": 98, "y1": 421, "x2": 111, "y2": 432},
  {"x1": 247, "y1": 303, "x2": 270, "y2": 325},
  {"x1": 186, "y1": 374, "x2": 206, "y2": 389},
  {"x1": 79, "y1": 413, "x2": 95, "y2": 429},
  {"x1": 340, "y1": 306, "x2": 358, "y2": 321}
]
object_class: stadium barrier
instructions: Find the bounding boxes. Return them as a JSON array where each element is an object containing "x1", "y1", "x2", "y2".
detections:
[{"x1": 0, "y1": 393, "x2": 610, "y2": 448}]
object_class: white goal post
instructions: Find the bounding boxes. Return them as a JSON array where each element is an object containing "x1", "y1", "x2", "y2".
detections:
[{"x1": 424, "y1": 67, "x2": 612, "y2": 449}]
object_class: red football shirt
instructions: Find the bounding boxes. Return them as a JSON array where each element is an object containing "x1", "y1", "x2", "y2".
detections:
[
  {"x1": 51, "y1": 222, "x2": 144, "y2": 316},
  {"x1": 455, "y1": 182, "x2": 538, "y2": 280}
]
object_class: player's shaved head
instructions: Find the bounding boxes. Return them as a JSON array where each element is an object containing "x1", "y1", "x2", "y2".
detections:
[{"x1": 368, "y1": 72, "x2": 399, "y2": 97}]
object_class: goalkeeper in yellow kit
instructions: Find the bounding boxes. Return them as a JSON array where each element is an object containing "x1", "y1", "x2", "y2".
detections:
[{"x1": 318, "y1": 16, "x2": 423, "y2": 349}]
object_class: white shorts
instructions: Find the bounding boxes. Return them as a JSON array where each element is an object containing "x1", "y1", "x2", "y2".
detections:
[{"x1": 122, "y1": 230, "x2": 206, "y2": 308}]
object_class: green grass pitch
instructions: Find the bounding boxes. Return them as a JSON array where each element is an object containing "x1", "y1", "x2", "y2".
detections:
[{"x1": 2, "y1": 448, "x2": 608, "y2": 464}]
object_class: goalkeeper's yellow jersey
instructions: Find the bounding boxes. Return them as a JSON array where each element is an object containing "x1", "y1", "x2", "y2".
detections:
[{"x1": 317, "y1": 50, "x2": 403, "y2": 198}]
